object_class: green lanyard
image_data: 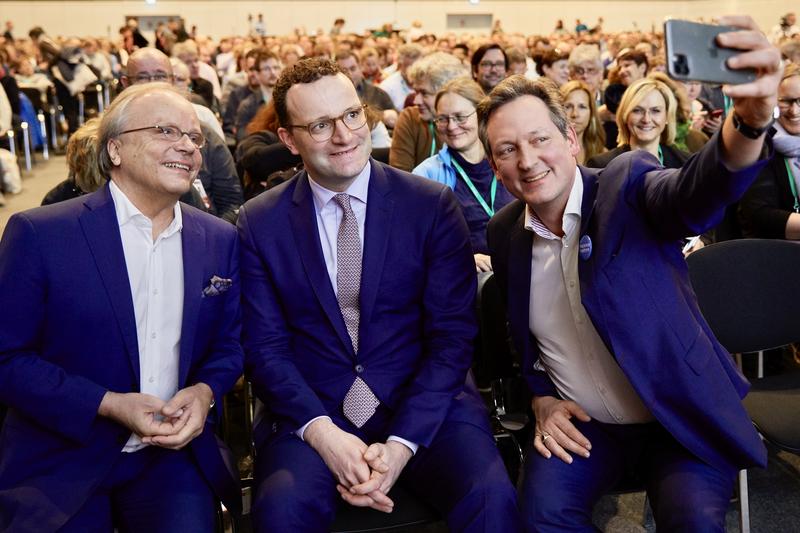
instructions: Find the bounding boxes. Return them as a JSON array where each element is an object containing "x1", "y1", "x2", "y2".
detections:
[
  {"x1": 450, "y1": 158, "x2": 497, "y2": 218},
  {"x1": 723, "y1": 94, "x2": 733, "y2": 115},
  {"x1": 428, "y1": 122, "x2": 437, "y2": 158},
  {"x1": 657, "y1": 145, "x2": 664, "y2": 166},
  {"x1": 785, "y1": 158, "x2": 800, "y2": 213}
]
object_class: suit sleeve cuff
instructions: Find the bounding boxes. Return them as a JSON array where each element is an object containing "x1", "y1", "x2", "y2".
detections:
[
  {"x1": 388, "y1": 435, "x2": 418, "y2": 455},
  {"x1": 296, "y1": 415, "x2": 332, "y2": 441}
]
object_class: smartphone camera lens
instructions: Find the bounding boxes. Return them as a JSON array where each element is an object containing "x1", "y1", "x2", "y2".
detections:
[{"x1": 672, "y1": 54, "x2": 690, "y2": 76}]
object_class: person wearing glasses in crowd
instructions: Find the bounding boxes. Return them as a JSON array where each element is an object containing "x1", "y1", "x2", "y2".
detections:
[
  {"x1": 414, "y1": 77, "x2": 514, "y2": 272},
  {"x1": 238, "y1": 57, "x2": 520, "y2": 532},
  {"x1": 568, "y1": 44, "x2": 605, "y2": 107},
  {"x1": 741, "y1": 63, "x2": 800, "y2": 239},
  {"x1": 0, "y1": 83, "x2": 243, "y2": 532},
  {"x1": 471, "y1": 43, "x2": 509, "y2": 93},
  {"x1": 235, "y1": 50, "x2": 283, "y2": 142},
  {"x1": 389, "y1": 52, "x2": 467, "y2": 171},
  {"x1": 588, "y1": 77, "x2": 689, "y2": 169},
  {"x1": 559, "y1": 80, "x2": 606, "y2": 165}
]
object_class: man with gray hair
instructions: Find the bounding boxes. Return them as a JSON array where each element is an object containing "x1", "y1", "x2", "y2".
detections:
[
  {"x1": 568, "y1": 43, "x2": 604, "y2": 105},
  {"x1": 124, "y1": 47, "x2": 243, "y2": 218},
  {"x1": 0, "y1": 83, "x2": 243, "y2": 531},
  {"x1": 389, "y1": 52, "x2": 468, "y2": 171}
]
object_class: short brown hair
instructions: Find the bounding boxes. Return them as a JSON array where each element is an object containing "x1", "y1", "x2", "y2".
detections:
[
  {"x1": 273, "y1": 57, "x2": 343, "y2": 127},
  {"x1": 477, "y1": 75, "x2": 569, "y2": 161}
]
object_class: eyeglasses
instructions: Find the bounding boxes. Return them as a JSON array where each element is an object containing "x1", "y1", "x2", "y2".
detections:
[
  {"x1": 132, "y1": 72, "x2": 172, "y2": 83},
  {"x1": 778, "y1": 97, "x2": 800, "y2": 108},
  {"x1": 118, "y1": 124, "x2": 206, "y2": 149},
  {"x1": 434, "y1": 111, "x2": 476, "y2": 128},
  {"x1": 570, "y1": 66, "x2": 600, "y2": 76},
  {"x1": 286, "y1": 104, "x2": 368, "y2": 142},
  {"x1": 479, "y1": 61, "x2": 506, "y2": 70}
]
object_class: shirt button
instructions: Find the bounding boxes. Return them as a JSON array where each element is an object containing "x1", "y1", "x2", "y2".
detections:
[
  {"x1": 148, "y1": 377, "x2": 155, "y2": 383},
  {"x1": 569, "y1": 280, "x2": 576, "y2": 288},
  {"x1": 151, "y1": 332, "x2": 157, "y2": 340},
  {"x1": 355, "y1": 364, "x2": 364, "y2": 374},
  {"x1": 153, "y1": 289, "x2": 159, "y2": 296}
]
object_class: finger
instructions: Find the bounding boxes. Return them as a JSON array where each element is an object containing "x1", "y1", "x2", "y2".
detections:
[
  {"x1": 542, "y1": 432, "x2": 574, "y2": 464},
  {"x1": 725, "y1": 47, "x2": 782, "y2": 73},
  {"x1": 161, "y1": 390, "x2": 191, "y2": 417},
  {"x1": 365, "y1": 489, "x2": 394, "y2": 510},
  {"x1": 550, "y1": 424, "x2": 591, "y2": 458},
  {"x1": 337, "y1": 486, "x2": 393, "y2": 512},
  {"x1": 532, "y1": 434, "x2": 552, "y2": 459},
  {"x1": 147, "y1": 411, "x2": 202, "y2": 449},
  {"x1": 349, "y1": 473, "x2": 383, "y2": 495},
  {"x1": 715, "y1": 15, "x2": 758, "y2": 31},
  {"x1": 723, "y1": 74, "x2": 782, "y2": 99},
  {"x1": 563, "y1": 401, "x2": 592, "y2": 423},
  {"x1": 716, "y1": 29, "x2": 769, "y2": 53},
  {"x1": 363, "y1": 443, "x2": 384, "y2": 462}
]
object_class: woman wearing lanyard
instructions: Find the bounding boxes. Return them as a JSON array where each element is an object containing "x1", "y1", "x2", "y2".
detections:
[
  {"x1": 740, "y1": 63, "x2": 800, "y2": 239},
  {"x1": 587, "y1": 78, "x2": 689, "y2": 169},
  {"x1": 413, "y1": 77, "x2": 515, "y2": 272}
]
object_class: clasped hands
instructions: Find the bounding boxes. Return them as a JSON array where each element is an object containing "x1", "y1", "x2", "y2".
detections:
[
  {"x1": 98, "y1": 382, "x2": 214, "y2": 450},
  {"x1": 305, "y1": 418, "x2": 413, "y2": 513}
]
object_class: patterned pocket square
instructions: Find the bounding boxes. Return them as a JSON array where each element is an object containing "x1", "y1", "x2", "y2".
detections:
[{"x1": 202, "y1": 275, "x2": 233, "y2": 298}]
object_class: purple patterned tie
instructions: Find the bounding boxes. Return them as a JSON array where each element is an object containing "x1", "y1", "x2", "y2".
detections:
[{"x1": 333, "y1": 193, "x2": 379, "y2": 428}]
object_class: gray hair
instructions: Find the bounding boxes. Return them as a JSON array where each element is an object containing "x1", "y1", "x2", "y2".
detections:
[
  {"x1": 568, "y1": 44, "x2": 602, "y2": 69},
  {"x1": 477, "y1": 75, "x2": 569, "y2": 162},
  {"x1": 97, "y1": 82, "x2": 184, "y2": 177},
  {"x1": 408, "y1": 52, "x2": 468, "y2": 92}
]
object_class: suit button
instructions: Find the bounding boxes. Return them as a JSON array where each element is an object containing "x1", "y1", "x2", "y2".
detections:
[{"x1": 355, "y1": 364, "x2": 364, "y2": 374}]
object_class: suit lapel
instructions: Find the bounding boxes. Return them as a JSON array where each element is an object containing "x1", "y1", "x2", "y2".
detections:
[
  {"x1": 289, "y1": 173, "x2": 355, "y2": 355},
  {"x1": 79, "y1": 184, "x2": 140, "y2": 383},
  {"x1": 508, "y1": 209, "x2": 533, "y2": 356},
  {"x1": 577, "y1": 167, "x2": 599, "y2": 284},
  {"x1": 178, "y1": 206, "x2": 205, "y2": 387},
  {"x1": 359, "y1": 160, "x2": 394, "y2": 348}
]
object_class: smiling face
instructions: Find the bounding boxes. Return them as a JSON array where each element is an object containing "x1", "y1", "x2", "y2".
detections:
[
  {"x1": 108, "y1": 91, "x2": 202, "y2": 201},
  {"x1": 618, "y1": 59, "x2": 646, "y2": 86},
  {"x1": 475, "y1": 48, "x2": 507, "y2": 92},
  {"x1": 278, "y1": 73, "x2": 371, "y2": 192},
  {"x1": 625, "y1": 88, "x2": 666, "y2": 148},
  {"x1": 436, "y1": 92, "x2": 480, "y2": 154},
  {"x1": 778, "y1": 75, "x2": 800, "y2": 136},
  {"x1": 486, "y1": 95, "x2": 579, "y2": 216},
  {"x1": 563, "y1": 89, "x2": 591, "y2": 136}
]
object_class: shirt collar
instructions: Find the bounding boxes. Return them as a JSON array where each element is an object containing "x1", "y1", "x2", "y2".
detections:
[
  {"x1": 524, "y1": 167, "x2": 583, "y2": 240},
  {"x1": 307, "y1": 161, "x2": 371, "y2": 212},
  {"x1": 109, "y1": 180, "x2": 183, "y2": 237}
]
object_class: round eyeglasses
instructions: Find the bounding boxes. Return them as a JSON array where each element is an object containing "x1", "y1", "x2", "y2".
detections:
[
  {"x1": 286, "y1": 104, "x2": 368, "y2": 142},
  {"x1": 434, "y1": 111, "x2": 477, "y2": 128}
]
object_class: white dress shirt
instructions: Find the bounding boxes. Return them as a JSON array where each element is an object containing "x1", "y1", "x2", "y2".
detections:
[
  {"x1": 526, "y1": 169, "x2": 652, "y2": 424},
  {"x1": 296, "y1": 163, "x2": 418, "y2": 454},
  {"x1": 110, "y1": 182, "x2": 185, "y2": 451}
]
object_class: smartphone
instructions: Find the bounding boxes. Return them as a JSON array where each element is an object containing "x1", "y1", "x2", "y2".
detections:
[
  {"x1": 664, "y1": 19, "x2": 756, "y2": 85},
  {"x1": 709, "y1": 109, "x2": 724, "y2": 118}
]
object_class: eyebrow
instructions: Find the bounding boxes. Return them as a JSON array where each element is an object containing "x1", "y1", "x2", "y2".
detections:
[{"x1": 300, "y1": 104, "x2": 363, "y2": 124}]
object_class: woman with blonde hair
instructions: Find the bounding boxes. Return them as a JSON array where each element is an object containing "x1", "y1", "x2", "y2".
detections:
[
  {"x1": 41, "y1": 118, "x2": 105, "y2": 205},
  {"x1": 560, "y1": 80, "x2": 606, "y2": 164},
  {"x1": 413, "y1": 77, "x2": 514, "y2": 271},
  {"x1": 588, "y1": 77, "x2": 690, "y2": 169}
]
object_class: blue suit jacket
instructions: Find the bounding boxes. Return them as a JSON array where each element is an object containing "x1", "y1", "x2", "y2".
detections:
[
  {"x1": 487, "y1": 137, "x2": 769, "y2": 474},
  {"x1": 238, "y1": 159, "x2": 486, "y2": 450},
  {"x1": 0, "y1": 184, "x2": 243, "y2": 532}
]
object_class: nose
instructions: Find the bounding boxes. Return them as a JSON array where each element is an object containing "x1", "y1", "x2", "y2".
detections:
[
  {"x1": 175, "y1": 132, "x2": 198, "y2": 153},
  {"x1": 330, "y1": 118, "x2": 355, "y2": 144},
  {"x1": 413, "y1": 92, "x2": 424, "y2": 107},
  {"x1": 517, "y1": 144, "x2": 537, "y2": 172}
]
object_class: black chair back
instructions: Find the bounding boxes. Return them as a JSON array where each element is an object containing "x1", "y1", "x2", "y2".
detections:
[{"x1": 686, "y1": 239, "x2": 800, "y2": 354}]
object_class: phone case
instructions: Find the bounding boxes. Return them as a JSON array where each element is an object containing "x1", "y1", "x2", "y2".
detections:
[{"x1": 664, "y1": 19, "x2": 756, "y2": 85}]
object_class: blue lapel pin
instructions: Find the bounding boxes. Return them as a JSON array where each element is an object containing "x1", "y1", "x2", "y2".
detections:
[{"x1": 579, "y1": 235, "x2": 592, "y2": 261}]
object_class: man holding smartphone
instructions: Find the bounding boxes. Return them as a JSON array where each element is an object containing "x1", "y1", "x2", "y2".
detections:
[{"x1": 482, "y1": 16, "x2": 781, "y2": 532}]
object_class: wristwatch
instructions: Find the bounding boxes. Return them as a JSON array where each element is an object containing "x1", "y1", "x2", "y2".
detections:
[{"x1": 731, "y1": 111, "x2": 773, "y2": 139}]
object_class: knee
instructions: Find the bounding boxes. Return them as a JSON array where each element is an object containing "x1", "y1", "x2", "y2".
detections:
[
  {"x1": 519, "y1": 475, "x2": 594, "y2": 533},
  {"x1": 449, "y1": 459, "x2": 520, "y2": 529},
  {"x1": 251, "y1": 470, "x2": 335, "y2": 533},
  {"x1": 654, "y1": 499, "x2": 727, "y2": 533}
]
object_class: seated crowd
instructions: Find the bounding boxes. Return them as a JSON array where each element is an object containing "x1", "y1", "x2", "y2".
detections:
[{"x1": 0, "y1": 11, "x2": 795, "y2": 533}]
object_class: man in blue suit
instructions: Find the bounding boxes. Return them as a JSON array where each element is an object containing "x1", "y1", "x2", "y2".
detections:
[
  {"x1": 238, "y1": 58, "x2": 520, "y2": 532},
  {"x1": 483, "y1": 17, "x2": 781, "y2": 532},
  {"x1": 0, "y1": 83, "x2": 243, "y2": 532}
]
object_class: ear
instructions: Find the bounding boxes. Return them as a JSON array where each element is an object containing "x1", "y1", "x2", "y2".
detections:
[
  {"x1": 277, "y1": 127, "x2": 300, "y2": 156},
  {"x1": 566, "y1": 125, "x2": 581, "y2": 158},
  {"x1": 107, "y1": 139, "x2": 122, "y2": 166},
  {"x1": 120, "y1": 76, "x2": 130, "y2": 89}
]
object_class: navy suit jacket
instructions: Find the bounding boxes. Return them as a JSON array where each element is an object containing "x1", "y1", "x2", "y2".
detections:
[
  {"x1": 488, "y1": 136, "x2": 769, "y2": 474},
  {"x1": 238, "y1": 159, "x2": 486, "y2": 450},
  {"x1": 0, "y1": 184, "x2": 243, "y2": 532}
]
